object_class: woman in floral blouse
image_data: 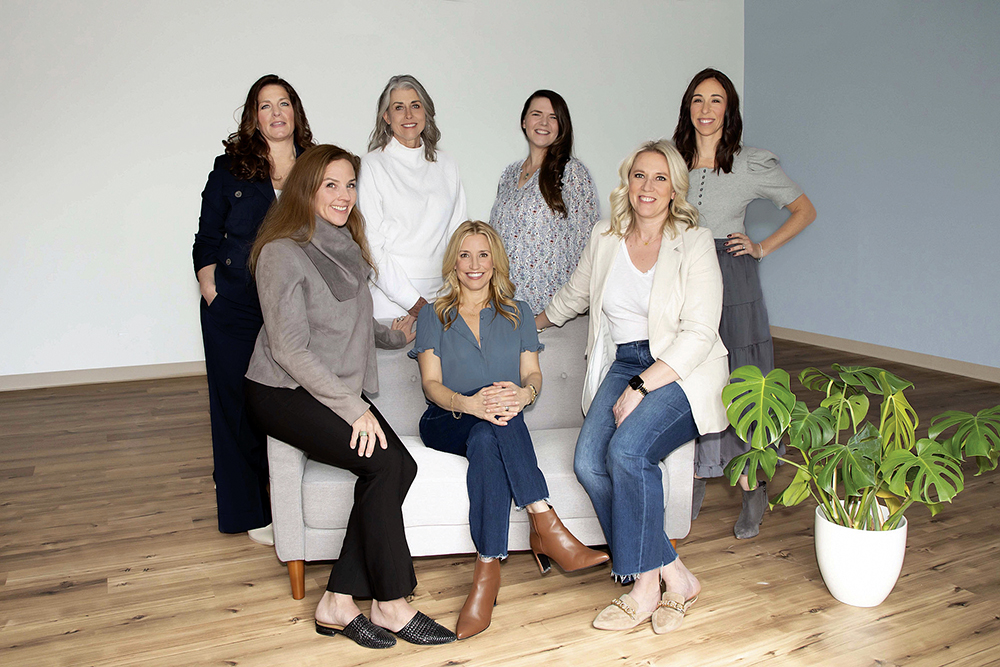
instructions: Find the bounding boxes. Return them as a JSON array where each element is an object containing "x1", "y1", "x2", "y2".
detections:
[{"x1": 489, "y1": 90, "x2": 600, "y2": 314}]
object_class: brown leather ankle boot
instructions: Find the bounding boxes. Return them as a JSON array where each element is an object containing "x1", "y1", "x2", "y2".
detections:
[
  {"x1": 455, "y1": 557, "x2": 501, "y2": 639},
  {"x1": 528, "y1": 506, "x2": 610, "y2": 574}
]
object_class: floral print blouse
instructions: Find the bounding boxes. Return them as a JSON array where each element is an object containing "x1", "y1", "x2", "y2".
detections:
[{"x1": 489, "y1": 157, "x2": 601, "y2": 314}]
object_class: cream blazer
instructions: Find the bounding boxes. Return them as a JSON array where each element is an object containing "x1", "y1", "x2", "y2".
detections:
[{"x1": 545, "y1": 220, "x2": 730, "y2": 436}]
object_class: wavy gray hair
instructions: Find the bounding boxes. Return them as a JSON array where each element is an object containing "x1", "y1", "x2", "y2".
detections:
[{"x1": 367, "y1": 74, "x2": 441, "y2": 162}]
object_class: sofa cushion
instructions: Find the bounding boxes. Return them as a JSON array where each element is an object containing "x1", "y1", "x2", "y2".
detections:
[
  {"x1": 302, "y1": 430, "x2": 591, "y2": 531},
  {"x1": 300, "y1": 427, "x2": 684, "y2": 532}
]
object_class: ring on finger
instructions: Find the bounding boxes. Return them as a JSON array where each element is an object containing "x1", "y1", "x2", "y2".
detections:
[{"x1": 359, "y1": 430, "x2": 368, "y2": 437}]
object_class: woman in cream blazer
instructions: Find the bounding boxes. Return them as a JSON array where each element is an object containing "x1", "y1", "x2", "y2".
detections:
[{"x1": 536, "y1": 140, "x2": 728, "y2": 635}]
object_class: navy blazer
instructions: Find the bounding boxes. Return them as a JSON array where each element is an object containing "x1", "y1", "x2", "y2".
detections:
[{"x1": 193, "y1": 149, "x2": 302, "y2": 307}]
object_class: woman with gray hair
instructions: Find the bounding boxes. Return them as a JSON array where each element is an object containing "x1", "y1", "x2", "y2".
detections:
[{"x1": 359, "y1": 74, "x2": 468, "y2": 321}]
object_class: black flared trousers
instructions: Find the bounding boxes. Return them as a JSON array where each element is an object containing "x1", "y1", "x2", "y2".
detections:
[
  {"x1": 200, "y1": 295, "x2": 270, "y2": 533},
  {"x1": 244, "y1": 380, "x2": 418, "y2": 600}
]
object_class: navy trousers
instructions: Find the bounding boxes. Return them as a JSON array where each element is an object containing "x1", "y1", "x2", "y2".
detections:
[{"x1": 200, "y1": 294, "x2": 270, "y2": 533}]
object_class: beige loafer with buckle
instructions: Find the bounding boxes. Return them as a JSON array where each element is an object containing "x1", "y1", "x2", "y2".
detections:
[
  {"x1": 593, "y1": 593, "x2": 653, "y2": 631},
  {"x1": 651, "y1": 591, "x2": 698, "y2": 634}
]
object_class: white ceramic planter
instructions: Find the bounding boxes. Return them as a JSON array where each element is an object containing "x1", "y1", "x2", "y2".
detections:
[{"x1": 813, "y1": 505, "x2": 908, "y2": 607}]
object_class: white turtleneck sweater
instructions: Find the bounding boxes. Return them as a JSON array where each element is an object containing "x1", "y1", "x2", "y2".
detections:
[{"x1": 358, "y1": 136, "x2": 467, "y2": 319}]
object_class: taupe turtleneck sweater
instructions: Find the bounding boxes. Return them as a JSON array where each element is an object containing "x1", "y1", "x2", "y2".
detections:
[{"x1": 246, "y1": 218, "x2": 407, "y2": 424}]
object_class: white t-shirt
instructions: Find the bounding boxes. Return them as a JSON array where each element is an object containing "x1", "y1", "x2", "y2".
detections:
[{"x1": 602, "y1": 239, "x2": 655, "y2": 345}]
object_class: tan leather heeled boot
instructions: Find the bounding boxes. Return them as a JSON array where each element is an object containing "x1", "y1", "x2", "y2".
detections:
[
  {"x1": 455, "y1": 557, "x2": 501, "y2": 639},
  {"x1": 528, "y1": 506, "x2": 610, "y2": 574}
]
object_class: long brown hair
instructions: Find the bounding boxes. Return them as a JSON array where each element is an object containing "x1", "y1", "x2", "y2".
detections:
[
  {"x1": 224, "y1": 74, "x2": 316, "y2": 182},
  {"x1": 434, "y1": 221, "x2": 520, "y2": 331},
  {"x1": 521, "y1": 90, "x2": 574, "y2": 217},
  {"x1": 249, "y1": 145, "x2": 375, "y2": 277},
  {"x1": 672, "y1": 68, "x2": 743, "y2": 174}
]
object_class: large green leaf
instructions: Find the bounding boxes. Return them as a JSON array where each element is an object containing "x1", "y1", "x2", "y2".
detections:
[
  {"x1": 881, "y1": 387, "x2": 918, "y2": 453},
  {"x1": 799, "y1": 367, "x2": 842, "y2": 393},
  {"x1": 820, "y1": 391, "x2": 870, "y2": 431},
  {"x1": 788, "y1": 402, "x2": 836, "y2": 453},
  {"x1": 834, "y1": 365, "x2": 913, "y2": 394},
  {"x1": 811, "y1": 422, "x2": 880, "y2": 496},
  {"x1": 771, "y1": 465, "x2": 812, "y2": 509},
  {"x1": 722, "y1": 366, "x2": 795, "y2": 450},
  {"x1": 881, "y1": 438, "x2": 964, "y2": 504},
  {"x1": 722, "y1": 447, "x2": 778, "y2": 489},
  {"x1": 929, "y1": 406, "x2": 1000, "y2": 473}
]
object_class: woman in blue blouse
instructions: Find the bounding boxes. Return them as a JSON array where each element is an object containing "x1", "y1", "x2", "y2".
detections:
[
  {"x1": 411, "y1": 221, "x2": 608, "y2": 640},
  {"x1": 489, "y1": 90, "x2": 601, "y2": 314}
]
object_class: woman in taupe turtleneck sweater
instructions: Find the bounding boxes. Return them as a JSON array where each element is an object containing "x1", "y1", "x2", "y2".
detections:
[{"x1": 244, "y1": 145, "x2": 455, "y2": 649}]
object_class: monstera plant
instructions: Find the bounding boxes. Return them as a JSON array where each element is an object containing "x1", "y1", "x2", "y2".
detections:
[{"x1": 722, "y1": 364, "x2": 1000, "y2": 531}]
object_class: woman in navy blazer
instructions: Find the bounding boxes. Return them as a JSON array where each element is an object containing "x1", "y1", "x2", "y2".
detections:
[{"x1": 192, "y1": 74, "x2": 316, "y2": 541}]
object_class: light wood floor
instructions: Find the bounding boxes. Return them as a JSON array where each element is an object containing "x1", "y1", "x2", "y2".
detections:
[{"x1": 2, "y1": 341, "x2": 999, "y2": 667}]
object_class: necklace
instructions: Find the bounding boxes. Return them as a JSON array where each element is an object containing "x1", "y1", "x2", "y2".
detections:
[
  {"x1": 520, "y1": 158, "x2": 539, "y2": 182},
  {"x1": 630, "y1": 231, "x2": 659, "y2": 247}
]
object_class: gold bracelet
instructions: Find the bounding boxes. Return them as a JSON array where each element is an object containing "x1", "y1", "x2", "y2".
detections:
[
  {"x1": 526, "y1": 383, "x2": 538, "y2": 405},
  {"x1": 450, "y1": 391, "x2": 461, "y2": 419}
]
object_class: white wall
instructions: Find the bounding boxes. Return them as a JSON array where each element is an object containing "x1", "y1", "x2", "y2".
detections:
[
  {"x1": 0, "y1": 0, "x2": 744, "y2": 378},
  {"x1": 744, "y1": 0, "x2": 1000, "y2": 369}
]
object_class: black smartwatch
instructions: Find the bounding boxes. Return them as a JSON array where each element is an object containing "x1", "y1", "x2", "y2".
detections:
[{"x1": 628, "y1": 375, "x2": 648, "y2": 397}]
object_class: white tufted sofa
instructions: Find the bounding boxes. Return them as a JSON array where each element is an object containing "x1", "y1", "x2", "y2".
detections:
[{"x1": 266, "y1": 315, "x2": 695, "y2": 598}]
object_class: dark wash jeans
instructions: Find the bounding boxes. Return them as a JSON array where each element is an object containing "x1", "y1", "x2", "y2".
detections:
[
  {"x1": 573, "y1": 340, "x2": 699, "y2": 581},
  {"x1": 419, "y1": 395, "x2": 548, "y2": 559},
  {"x1": 245, "y1": 380, "x2": 418, "y2": 600}
]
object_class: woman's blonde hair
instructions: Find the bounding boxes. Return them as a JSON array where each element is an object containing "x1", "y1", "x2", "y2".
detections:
[
  {"x1": 434, "y1": 221, "x2": 520, "y2": 330},
  {"x1": 607, "y1": 140, "x2": 699, "y2": 239},
  {"x1": 249, "y1": 144, "x2": 376, "y2": 277}
]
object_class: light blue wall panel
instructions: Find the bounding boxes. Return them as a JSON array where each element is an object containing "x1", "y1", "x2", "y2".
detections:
[{"x1": 744, "y1": 1, "x2": 999, "y2": 368}]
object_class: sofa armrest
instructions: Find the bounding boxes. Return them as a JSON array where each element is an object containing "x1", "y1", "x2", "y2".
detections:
[
  {"x1": 267, "y1": 436, "x2": 308, "y2": 562},
  {"x1": 662, "y1": 439, "x2": 695, "y2": 540}
]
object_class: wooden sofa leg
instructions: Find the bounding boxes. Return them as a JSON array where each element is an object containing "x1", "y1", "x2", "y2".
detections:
[{"x1": 288, "y1": 560, "x2": 305, "y2": 600}]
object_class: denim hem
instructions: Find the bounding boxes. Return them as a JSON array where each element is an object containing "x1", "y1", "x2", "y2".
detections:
[
  {"x1": 514, "y1": 497, "x2": 549, "y2": 511},
  {"x1": 611, "y1": 556, "x2": 676, "y2": 583},
  {"x1": 478, "y1": 553, "x2": 508, "y2": 562},
  {"x1": 611, "y1": 570, "x2": 642, "y2": 584}
]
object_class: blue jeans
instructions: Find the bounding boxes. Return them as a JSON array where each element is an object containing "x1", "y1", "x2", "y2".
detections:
[
  {"x1": 574, "y1": 341, "x2": 699, "y2": 582},
  {"x1": 419, "y1": 397, "x2": 549, "y2": 559}
]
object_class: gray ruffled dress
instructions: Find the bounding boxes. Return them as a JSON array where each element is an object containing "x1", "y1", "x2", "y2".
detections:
[{"x1": 689, "y1": 147, "x2": 804, "y2": 478}]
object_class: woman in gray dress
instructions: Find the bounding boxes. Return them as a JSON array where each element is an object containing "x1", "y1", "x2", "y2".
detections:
[{"x1": 672, "y1": 68, "x2": 816, "y2": 539}]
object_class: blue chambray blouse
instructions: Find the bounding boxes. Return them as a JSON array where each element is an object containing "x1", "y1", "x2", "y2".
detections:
[{"x1": 408, "y1": 301, "x2": 543, "y2": 396}]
